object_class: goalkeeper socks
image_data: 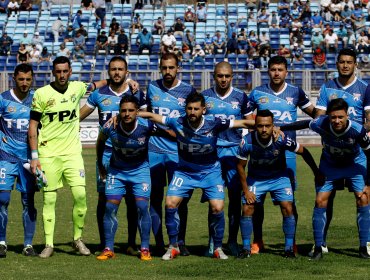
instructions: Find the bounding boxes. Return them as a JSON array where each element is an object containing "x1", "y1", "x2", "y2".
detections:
[
  {"x1": 43, "y1": 191, "x2": 57, "y2": 246},
  {"x1": 240, "y1": 216, "x2": 253, "y2": 250},
  {"x1": 21, "y1": 192, "x2": 37, "y2": 246},
  {"x1": 136, "y1": 199, "x2": 151, "y2": 249},
  {"x1": 104, "y1": 202, "x2": 119, "y2": 250},
  {"x1": 0, "y1": 191, "x2": 10, "y2": 242},
  {"x1": 71, "y1": 186, "x2": 87, "y2": 240}
]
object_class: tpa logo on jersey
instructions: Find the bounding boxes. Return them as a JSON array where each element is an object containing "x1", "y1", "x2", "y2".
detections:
[
  {"x1": 138, "y1": 137, "x2": 146, "y2": 145},
  {"x1": 285, "y1": 188, "x2": 293, "y2": 196},
  {"x1": 259, "y1": 97, "x2": 269, "y2": 104},
  {"x1": 79, "y1": 169, "x2": 85, "y2": 178},
  {"x1": 206, "y1": 101, "x2": 214, "y2": 109},
  {"x1": 329, "y1": 93, "x2": 338, "y2": 100},
  {"x1": 231, "y1": 101, "x2": 239, "y2": 109},
  {"x1": 217, "y1": 185, "x2": 224, "y2": 192},
  {"x1": 177, "y1": 97, "x2": 186, "y2": 106},
  {"x1": 46, "y1": 98, "x2": 56, "y2": 107},
  {"x1": 103, "y1": 99, "x2": 112, "y2": 106},
  {"x1": 46, "y1": 109, "x2": 77, "y2": 122},
  {"x1": 286, "y1": 97, "x2": 294, "y2": 105},
  {"x1": 142, "y1": 183, "x2": 149, "y2": 192},
  {"x1": 70, "y1": 94, "x2": 77, "y2": 103},
  {"x1": 353, "y1": 93, "x2": 361, "y2": 101},
  {"x1": 7, "y1": 106, "x2": 16, "y2": 113}
]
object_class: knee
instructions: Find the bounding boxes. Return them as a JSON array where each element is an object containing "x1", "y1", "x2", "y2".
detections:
[
  {"x1": 210, "y1": 202, "x2": 224, "y2": 214},
  {"x1": 315, "y1": 196, "x2": 328, "y2": 208}
]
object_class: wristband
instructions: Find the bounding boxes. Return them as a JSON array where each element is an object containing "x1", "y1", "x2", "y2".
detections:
[{"x1": 31, "y1": 150, "x2": 38, "y2": 160}]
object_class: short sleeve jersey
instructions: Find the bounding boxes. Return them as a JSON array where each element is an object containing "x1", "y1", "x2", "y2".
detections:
[
  {"x1": 101, "y1": 117, "x2": 154, "y2": 170},
  {"x1": 164, "y1": 115, "x2": 232, "y2": 170},
  {"x1": 146, "y1": 79, "x2": 197, "y2": 154},
  {"x1": 0, "y1": 90, "x2": 33, "y2": 162},
  {"x1": 309, "y1": 115, "x2": 370, "y2": 166},
  {"x1": 316, "y1": 77, "x2": 369, "y2": 124},
  {"x1": 236, "y1": 132, "x2": 300, "y2": 179},
  {"x1": 202, "y1": 87, "x2": 251, "y2": 147},
  {"x1": 31, "y1": 81, "x2": 87, "y2": 157}
]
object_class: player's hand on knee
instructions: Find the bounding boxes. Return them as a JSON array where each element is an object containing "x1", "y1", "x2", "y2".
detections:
[{"x1": 245, "y1": 191, "x2": 256, "y2": 204}]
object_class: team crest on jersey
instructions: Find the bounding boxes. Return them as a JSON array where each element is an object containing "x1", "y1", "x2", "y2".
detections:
[
  {"x1": 273, "y1": 150, "x2": 280, "y2": 156},
  {"x1": 70, "y1": 94, "x2": 77, "y2": 103},
  {"x1": 329, "y1": 93, "x2": 338, "y2": 100},
  {"x1": 206, "y1": 101, "x2": 214, "y2": 109},
  {"x1": 142, "y1": 183, "x2": 149, "y2": 192},
  {"x1": 231, "y1": 101, "x2": 239, "y2": 109},
  {"x1": 177, "y1": 97, "x2": 186, "y2": 106},
  {"x1": 353, "y1": 93, "x2": 361, "y2": 101},
  {"x1": 217, "y1": 185, "x2": 224, "y2": 192},
  {"x1": 46, "y1": 98, "x2": 56, "y2": 107},
  {"x1": 347, "y1": 138, "x2": 354, "y2": 144},
  {"x1": 102, "y1": 98, "x2": 112, "y2": 106},
  {"x1": 286, "y1": 97, "x2": 294, "y2": 105},
  {"x1": 79, "y1": 169, "x2": 85, "y2": 178},
  {"x1": 7, "y1": 106, "x2": 16, "y2": 113},
  {"x1": 259, "y1": 97, "x2": 269, "y2": 104},
  {"x1": 153, "y1": 95, "x2": 160, "y2": 101},
  {"x1": 138, "y1": 137, "x2": 146, "y2": 145},
  {"x1": 285, "y1": 188, "x2": 293, "y2": 196},
  {"x1": 205, "y1": 131, "x2": 213, "y2": 137}
]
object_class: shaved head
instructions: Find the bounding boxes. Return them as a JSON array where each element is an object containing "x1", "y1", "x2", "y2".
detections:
[{"x1": 214, "y1": 61, "x2": 233, "y2": 76}]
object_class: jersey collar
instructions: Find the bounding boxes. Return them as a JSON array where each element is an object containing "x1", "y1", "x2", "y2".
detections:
[
  {"x1": 268, "y1": 82, "x2": 287, "y2": 96},
  {"x1": 120, "y1": 119, "x2": 138, "y2": 135},
  {"x1": 187, "y1": 116, "x2": 205, "y2": 132},
  {"x1": 162, "y1": 79, "x2": 181, "y2": 90},
  {"x1": 255, "y1": 133, "x2": 273, "y2": 148},
  {"x1": 336, "y1": 76, "x2": 357, "y2": 90},
  {"x1": 329, "y1": 120, "x2": 352, "y2": 137},
  {"x1": 10, "y1": 89, "x2": 29, "y2": 103},
  {"x1": 214, "y1": 86, "x2": 234, "y2": 100},
  {"x1": 109, "y1": 84, "x2": 130, "y2": 97}
]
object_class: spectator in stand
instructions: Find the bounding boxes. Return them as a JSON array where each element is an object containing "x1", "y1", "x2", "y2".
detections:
[
  {"x1": 279, "y1": 11, "x2": 290, "y2": 28},
  {"x1": 81, "y1": 0, "x2": 93, "y2": 10},
  {"x1": 245, "y1": 54, "x2": 256, "y2": 92},
  {"x1": 290, "y1": 28, "x2": 303, "y2": 45},
  {"x1": 336, "y1": 24, "x2": 348, "y2": 46},
  {"x1": 212, "y1": 30, "x2": 225, "y2": 54},
  {"x1": 248, "y1": 30, "x2": 259, "y2": 49},
  {"x1": 41, "y1": 0, "x2": 52, "y2": 11},
  {"x1": 341, "y1": 0, "x2": 354, "y2": 10},
  {"x1": 311, "y1": 10, "x2": 323, "y2": 27},
  {"x1": 173, "y1": 18, "x2": 186, "y2": 37},
  {"x1": 269, "y1": 10, "x2": 279, "y2": 28},
  {"x1": 95, "y1": 30, "x2": 108, "y2": 55},
  {"x1": 226, "y1": 32, "x2": 239, "y2": 55},
  {"x1": 134, "y1": 0, "x2": 143, "y2": 10},
  {"x1": 20, "y1": 31, "x2": 32, "y2": 52},
  {"x1": 64, "y1": 25, "x2": 74, "y2": 43},
  {"x1": 277, "y1": 44, "x2": 290, "y2": 58},
  {"x1": 259, "y1": 44, "x2": 271, "y2": 68},
  {"x1": 301, "y1": 19, "x2": 312, "y2": 35},
  {"x1": 191, "y1": 44, "x2": 205, "y2": 67},
  {"x1": 107, "y1": 31, "x2": 118, "y2": 54},
  {"x1": 19, "y1": 0, "x2": 32, "y2": 11},
  {"x1": 153, "y1": 17, "x2": 165, "y2": 35},
  {"x1": 131, "y1": 13, "x2": 143, "y2": 34},
  {"x1": 93, "y1": 0, "x2": 106, "y2": 29},
  {"x1": 330, "y1": 0, "x2": 342, "y2": 21},
  {"x1": 204, "y1": 33, "x2": 214, "y2": 54},
  {"x1": 137, "y1": 28, "x2": 154, "y2": 55},
  {"x1": 39, "y1": 46, "x2": 51, "y2": 63},
  {"x1": 320, "y1": 0, "x2": 331, "y2": 10},
  {"x1": 238, "y1": 28, "x2": 248, "y2": 54},
  {"x1": 291, "y1": 1, "x2": 302, "y2": 20},
  {"x1": 312, "y1": 30, "x2": 325, "y2": 49},
  {"x1": 182, "y1": 29, "x2": 194, "y2": 54},
  {"x1": 0, "y1": 31, "x2": 12, "y2": 56},
  {"x1": 32, "y1": 32, "x2": 44, "y2": 52},
  {"x1": 105, "y1": 0, "x2": 112, "y2": 13},
  {"x1": 117, "y1": 29, "x2": 128, "y2": 55},
  {"x1": 259, "y1": 30, "x2": 270, "y2": 46},
  {"x1": 358, "y1": 55, "x2": 370, "y2": 69},
  {"x1": 72, "y1": 10, "x2": 83, "y2": 33},
  {"x1": 29, "y1": 44, "x2": 40, "y2": 63},
  {"x1": 79, "y1": 25, "x2": 88, "y2": 38},
  {"x1": 196, "y1": 4, "x2": 207, "y2": 22},
  {"x1": 257, "y1": 8, "x2": 269, "y2": 29},
  {"x1": 277, "y1": 0, "x2": 290, "y2": 16},
  {"x1": 245, "y1": 0, "x2": 257, "y2": 9},
  {"x1": 161, "y1": 29, "x2": 176, "y2": 54},
  {"x1": 352, "y1": 4, "x2": 365, "y2": 32},
  {"x1": 109, "y1": 18, "x2": 120, "y2": 35},
  {"x1": 291, "y1": 18, "x2": 303, "y2": 31},
  {"x1": 313, "y1": 47, "x2": 327, "y2": 69},
  {"x1": 52, "y1": 17, "x2": 65, "y2": 43},
  {"x1": 184, "y1": 6, "x2": 195, "y2": 22},
  {"x1": 247, "y1": 9, "x2": 257, "y2": 24},
  {"x1": 321, "y1": 6, "x2": 333, "y2": 22},
  {"x1": 322, "y1": 23, "x2": 332, "y2": 36},
  {"x1": 56, "y1": 43, "x2": 71, "y2": 58},
  {"x1": 325, "y1": 29, "x2": 338, "y2": 53},
  {"x1": 346, "y1": 29, "x2": 357, "y2": 49},
  {"x1": 72, "y1": 45, "x2": 85, "y2": 62},
  {"x1": 341, "y1": 5, "x2": 352, "y2": 20},
  {"x1": 73, "y1": 30, "x2": 86, "y2": 51},
  {"x1": 0, "y1": 0, "x2": 8, "y2": 15},
  {"x1": 16, "y1": 44, "x2": 30, "y2": 64},
  {"x1": 357, "y1": 38, "x2": 370, "y2": 54},
  {"x1": 300, "y1": 4, "x2": 312, "y2": 22},
  {"x1": 223, "y1": 16, "x2": 244, "y2": 40},
  {"x1": 7, "y1": 0, "x2": 19, "y2": 17},
  {"x1": 291, "y1": 43, "x2": 305, "y2": 63}
]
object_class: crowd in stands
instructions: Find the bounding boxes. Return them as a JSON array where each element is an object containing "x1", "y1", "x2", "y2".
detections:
[{"x1": 0, "y1": 0, "x2": 370, "y2": 72}]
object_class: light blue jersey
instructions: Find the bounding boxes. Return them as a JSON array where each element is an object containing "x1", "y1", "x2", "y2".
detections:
[
  {"x1": 316, "y1": 77, "x2": 369, "y2": 124},
  {"x1": 147, "y1": 80, "x2": 197, "y2": 154}
]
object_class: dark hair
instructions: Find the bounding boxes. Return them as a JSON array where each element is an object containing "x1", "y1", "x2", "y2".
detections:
[
  {"x1": 119, "y1": 94, "x2": 139, "y2": 109},
  {"x1": 337, "y1": 48, "x2": 357, "y2": 62},
  {"x1": 160, "y1": 53, "x2": 179, "y2": 66},
  {"x1": 14, "y1": 63, "x2": 34, "y2": 77},
  {"x1": 256, "y1": 109, "x2": 274, "y2": 120},
  {"x1": 185, "y1": 92, "x2": 204, "y2": 107},
  {"x1": 108, "y1": 56, "x2": 128, "y2": 70},
  {"x1": 327, "y1": 98, "x2": 348, "y2": 114},
  {"x1": 268, "y1": 55, "x2": 288, "y2": 70},
  {"x1": 52, "y1": 56, "x2": 71, "y2": 69}
]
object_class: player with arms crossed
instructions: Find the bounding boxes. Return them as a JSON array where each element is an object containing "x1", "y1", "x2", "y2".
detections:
[
  {"x1": 246, "y1": 55, "x2": 316, "y2": 254},
  {"x1": 95, "y1": 95, "x2": 155, "y2": 261},
  {"x1": 28, "y1": 56, "x2": 108, "y2": 258},
  {"x1": 146, "y1": 53, "x2": 197, "y2": 256},
  {"x1": 236, "y1": 109, "x2": 321, "y2": 258},
  {"x1": 201, "y1": 61, "x2": 251, "y2": 256},
  {"x1": 80, "y1": 56, "x2": 145, "y2": 254},
  {"x1": 139, "y1": 92, "x2": 256, "y2": 260},
  {"x1": 0, "y1": 64, "x2": 38, "y2": 257}
]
